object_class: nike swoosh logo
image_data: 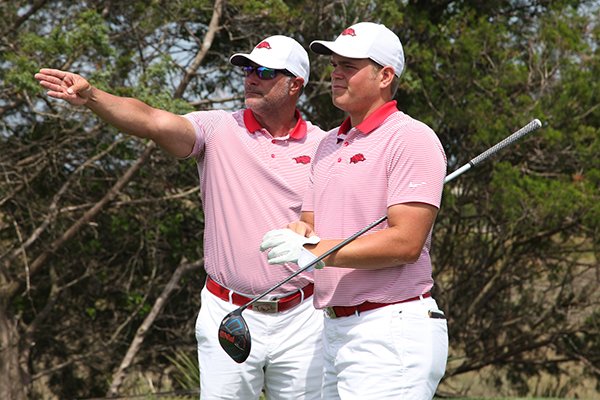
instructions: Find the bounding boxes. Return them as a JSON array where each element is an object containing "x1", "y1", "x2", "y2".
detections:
[{"x1": 408, "y1": 182, "x2": 427, "y2": 188}]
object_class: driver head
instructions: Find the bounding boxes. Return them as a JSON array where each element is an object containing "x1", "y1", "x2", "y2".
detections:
[{"x1": 218, "y1": 311, "x2": 251, "y2": 363}]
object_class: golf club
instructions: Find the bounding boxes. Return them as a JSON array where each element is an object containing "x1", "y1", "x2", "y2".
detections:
[{"x1": 218, "y1": 118, "x2": 542, "y2": 363}]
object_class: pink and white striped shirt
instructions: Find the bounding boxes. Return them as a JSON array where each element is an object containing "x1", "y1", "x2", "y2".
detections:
[
  {"x1": 302, "y1": 101, "x2": 447, "y2": 308},
  {"x1": 185, "y1": 109, "x2": 326, "y2": 295}
]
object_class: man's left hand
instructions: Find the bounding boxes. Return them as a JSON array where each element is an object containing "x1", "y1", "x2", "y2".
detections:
[{"x1": 260, "y1": 229, "x2": 325, "y2": 269}]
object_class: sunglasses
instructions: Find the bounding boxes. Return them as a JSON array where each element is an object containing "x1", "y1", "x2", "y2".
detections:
[{"x1": 242, "y1": 66, "x2": 294, "y2": 80}]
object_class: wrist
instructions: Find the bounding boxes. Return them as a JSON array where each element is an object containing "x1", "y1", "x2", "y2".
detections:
[{"x1": 298, "y1": 247, "x2": 325, "y2": 271}]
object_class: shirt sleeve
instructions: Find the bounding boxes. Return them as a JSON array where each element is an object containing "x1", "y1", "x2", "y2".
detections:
[
  {"x1": 387, "y1": 121, "x2": 447, "y2": 208},
  {"x1": 183, "y1": 110, "x2": 228, "y2": 159}
]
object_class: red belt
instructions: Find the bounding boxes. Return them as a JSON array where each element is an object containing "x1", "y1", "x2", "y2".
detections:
[
  {"x1": 206, "y1": 276, "x2": 313, "y2": 313},
  {"x1": 325, "y1": 292, "x2": 431, "y2": 318}
]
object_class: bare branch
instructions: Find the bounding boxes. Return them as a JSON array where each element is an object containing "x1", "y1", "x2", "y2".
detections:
[
  {"x1": 6, "y1": 142, "x2": 157, "y2": 301},
  {"x1": 57, "y1": 187, "x2": 200, "y2": 214},
  {"x1": 173, "y1": 0, "x2": 224, "y2": 98},
  {"x1": 4, "y1": 137, "x2": 125, "y2": 266},
  {"x1": 106, "y1": 258, "x2": 204, "y2": 397},
  {"x1": 7, "y1": 0, "x2": 50, "y2": 35}
]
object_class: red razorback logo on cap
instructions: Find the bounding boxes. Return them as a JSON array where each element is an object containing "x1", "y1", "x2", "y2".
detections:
[
  {"x1": 256, "y1": 41, "x2": 272, "y2": 49},
  {"x1": 341, "y1": 28, "x2": 356, "y2": 36},
  {"x1": 293, "y1": 155, "x2": 311, "y2": 164}
]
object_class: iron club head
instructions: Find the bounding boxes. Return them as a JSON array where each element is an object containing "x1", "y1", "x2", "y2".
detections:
[{"x1": 218, "y1": 308, "x2": 251, "y2": 363}]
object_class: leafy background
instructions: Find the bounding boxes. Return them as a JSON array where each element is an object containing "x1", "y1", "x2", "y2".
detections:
[{"x1": 1, "y1": 0, "x2": 599, "y2": 398}]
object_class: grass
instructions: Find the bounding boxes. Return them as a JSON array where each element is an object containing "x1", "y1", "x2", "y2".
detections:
[{"x1": 157, "y1": 351, "x2": 582, "y2": 400}]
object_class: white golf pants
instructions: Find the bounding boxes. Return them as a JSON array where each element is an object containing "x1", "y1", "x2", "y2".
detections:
[
  {"x1": 321, "y1": 296, "x2": 448, "y2": 399},
  {"x1": 195, "y1": 286, "x2": 324, "y2": 399}
]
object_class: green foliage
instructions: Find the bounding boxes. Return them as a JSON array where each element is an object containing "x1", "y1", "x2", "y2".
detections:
[
  {"x1": 230, "y1": 0, "x2": 290, "y2": 17},
  {"x1": 166, "y1": 350, "x2": 200, "y2": 392},
  {"x1": 1, "y1": 0, "x2": 599, "y2": 399}
]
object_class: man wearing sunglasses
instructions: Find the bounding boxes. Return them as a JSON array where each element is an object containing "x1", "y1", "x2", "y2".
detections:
[{"x1": 35, "y1": 35, "x2": 326, "y2": 399}]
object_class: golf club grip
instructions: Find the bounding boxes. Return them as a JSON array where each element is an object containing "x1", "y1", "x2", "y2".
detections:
[
  {"x1": 470, "y1": 119, "x2": 541, "y2": 167},
  {"x1": 249, "y1": 118, "x2": 542, "y2": 306},
  {"x1": 444, "y1": 119, "x2": 541, "y2": 183}
]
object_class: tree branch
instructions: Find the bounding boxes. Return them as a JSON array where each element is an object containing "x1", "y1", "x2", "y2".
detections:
[
  {"x1": 106, "y1": 259, "x2": 204, "y2": 397},
  {"x1": 173, "y1": 0, "x2": 224, "y2": 99},
  {"x1": 4, "y1": 136, "x2": 124, "y2": 266},
  {"x1": 6, "y1": 142, "x2": 157, "y2": 301}
]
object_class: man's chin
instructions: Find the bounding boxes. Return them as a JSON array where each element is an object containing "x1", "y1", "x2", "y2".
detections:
[
  {"x1": 244, "y1": 97, "x2": 260, "y2": 108},
  {"x1": 245, "y1": 98, "x2": 269, "y2": 113},
  {"x1": 332, "y1": 94, "x2": 348, "y2": 110}
]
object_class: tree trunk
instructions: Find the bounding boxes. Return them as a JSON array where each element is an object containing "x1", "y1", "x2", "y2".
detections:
[{"x1": 0, "y1": 303, "x2": 28, "y2": 400}]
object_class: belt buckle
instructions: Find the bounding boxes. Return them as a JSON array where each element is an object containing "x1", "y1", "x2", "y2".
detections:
[
  {"x1": 324, "y1": 307, "x2": 337, "y2": 319},
  {"x1": 253, "y1": 300, "x2": 278, "y2": 313}
]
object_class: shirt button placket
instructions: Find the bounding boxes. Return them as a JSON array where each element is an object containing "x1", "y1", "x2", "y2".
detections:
[
  {"x1": 338, "y1": 131, "x2": 353, "y2": 164},
  {"x1": 269, "y1": 136, "x2": 288, "y2": 165}
]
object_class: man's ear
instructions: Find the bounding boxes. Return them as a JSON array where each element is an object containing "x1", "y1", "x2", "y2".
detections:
[
  {"x1": 380, "y1": 66, "x2": 395, "y2": 89},
  {"x1": 290, "y1": 77, "x2": 304, "y2": 96}
]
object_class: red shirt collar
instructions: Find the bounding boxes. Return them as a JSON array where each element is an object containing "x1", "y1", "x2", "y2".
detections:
[
  {"x1": 338, "y1": 100, "x2": 399, "y2": 136},
  {"x1": 243, "y1": 109, "x2": 307, "y2": 140}
]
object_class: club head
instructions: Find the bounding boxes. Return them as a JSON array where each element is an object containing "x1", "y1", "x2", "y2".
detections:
[{"x1": 218, "y1": 309, "x2": 251, "y2": 363}]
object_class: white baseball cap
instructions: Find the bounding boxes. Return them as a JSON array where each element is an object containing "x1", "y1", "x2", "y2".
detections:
[
  {"x1": 310, "y1": 22, "x2": 405, "y2": 77},
  {"x1": 230, "y1": 35, "x2": 310, "y2": 86}
]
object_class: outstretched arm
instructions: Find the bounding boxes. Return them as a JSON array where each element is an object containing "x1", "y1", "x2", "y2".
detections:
[{"x1": 35, "y1": 68, "x2": 196, "y2": 158}]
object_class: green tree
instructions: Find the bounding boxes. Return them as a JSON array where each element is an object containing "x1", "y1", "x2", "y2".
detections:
[
  {"x1": 1, "y1": 0, "x2": 598, "y2": 398},
  {"x1": 383, "y1": 0, "x2": 600, "y2": 396}
]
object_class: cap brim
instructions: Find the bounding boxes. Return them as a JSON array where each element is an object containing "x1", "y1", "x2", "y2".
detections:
[
  {"x1": 309, "y1": 41, "x2": 334, "y2": 55},
  {"x1": 229, "y1": 53, "x2": 287, "y2": 70},
  {"x1": 229, "y1": 53, "x2": 253, "y2": 67},
  {"x1": 309, "y1": 40, "x2": 370, "y2": 60}
]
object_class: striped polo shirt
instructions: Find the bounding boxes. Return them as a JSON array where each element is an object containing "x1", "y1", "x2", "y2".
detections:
[
  {"x1": 302, "y1": 101, "x2": 447, "y2": 308},
  {"x1": 185, "y1": 109, "x2": 326, "y2": 295}
]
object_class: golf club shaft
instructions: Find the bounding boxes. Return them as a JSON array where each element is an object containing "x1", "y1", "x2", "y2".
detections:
[{"x1": 243, "y1": 118, "x2": 542, "y2": 310}]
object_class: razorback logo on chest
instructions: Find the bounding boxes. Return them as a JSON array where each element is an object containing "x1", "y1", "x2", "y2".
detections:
[
  {"x1": 293, "y1": 155, "x2": 311, "y2": 164},
  {"x1": 349, "y1": 153, "x2": 366, "y2": 164}
]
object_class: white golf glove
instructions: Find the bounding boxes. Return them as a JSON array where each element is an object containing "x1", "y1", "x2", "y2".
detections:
[{"x1": 260, "y1": 229, "x2": 325, "y2": 270}]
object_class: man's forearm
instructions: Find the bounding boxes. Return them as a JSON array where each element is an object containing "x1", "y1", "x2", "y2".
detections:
[
  {"x1": 85, "y1": 87, "x2": 195, "y2": 158},
  {"x1": 86, "y1": 87, "x2": 157, "y2": 139}
]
